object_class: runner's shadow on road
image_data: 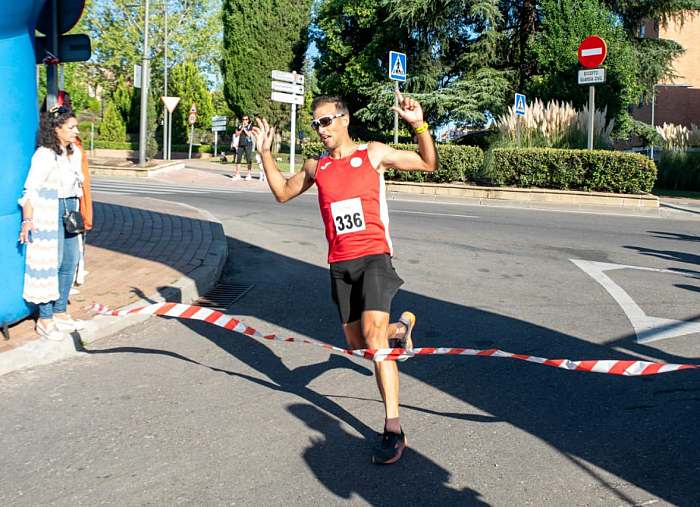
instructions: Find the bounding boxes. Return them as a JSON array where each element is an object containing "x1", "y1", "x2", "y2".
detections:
[{"x1": 288, "y1": 403, "x2": 488, "y2": 506}]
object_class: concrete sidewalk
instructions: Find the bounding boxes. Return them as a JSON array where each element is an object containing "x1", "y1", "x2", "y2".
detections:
[{"x1": 0, "y1": 193, "x2": 227, "y2": 376}]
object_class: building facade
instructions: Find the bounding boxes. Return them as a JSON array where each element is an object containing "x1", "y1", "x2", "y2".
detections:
[{"x1": 634, "y1": 13, "x2": 700, "y2": 128}]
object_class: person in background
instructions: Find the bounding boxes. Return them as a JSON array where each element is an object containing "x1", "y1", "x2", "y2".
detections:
[
  {"x1": 18, "y1": 106, "x2": 86, "y2": 340},
  {"x1": 233, "y1": 115, "x2": 254, "y2": 180}
]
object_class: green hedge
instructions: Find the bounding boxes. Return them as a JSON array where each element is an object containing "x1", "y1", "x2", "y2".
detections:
[
  {"x1": 655, "y1": 151, "x2": 700, "y2": 191},
  {"x1": 489, "y1": 148, "x2": 657, "y2": 193},
  {"x1": 93, "y1": 141, "x2": 214, "y2": 154},
  {"x1": 301, "y1": 141, "x2": 484, "y2": 183},
  {"x1": 94, "y1": 140, "x2": 138, "y2": 150},
  {"x1": 171, "y1": 144, "x2": 213, "y2": 153}
]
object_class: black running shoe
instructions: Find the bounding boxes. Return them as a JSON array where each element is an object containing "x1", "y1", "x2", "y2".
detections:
[{"x1": 372, "y1": 429, "x2": 408, "y2": 465}]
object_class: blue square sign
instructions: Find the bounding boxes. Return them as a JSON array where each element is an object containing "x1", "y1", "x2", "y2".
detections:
[
  {"x1": 514, "y1": 93, "x2": 527, "y2": 116},
  {"x1": 389, "y1": 51, "x2": 407, "y2": 82}
]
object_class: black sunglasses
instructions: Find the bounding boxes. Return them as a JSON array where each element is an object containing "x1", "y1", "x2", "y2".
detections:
[
  {"x1": 48, "y1": 106, "x2": 70, "y2": 118},
  {"x1": 311, "y1": 113, "x2": 345, "y2": 130}
]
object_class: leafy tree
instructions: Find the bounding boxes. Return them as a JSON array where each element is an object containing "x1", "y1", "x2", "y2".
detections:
[
  {"x1": 313, "y1": 0, "x2": 511, "y2": 137},
  {"x1": 82, "y1": 0, "x2": 222, "y2": 95},
  {"x1": 168, "y1": 60, "x2": 214, "y2": 143},
  {"x1": 221, "y1": 0, "x2": 313, "y2": 124},
  {"x1": 498, "y1": 0, "x2": 691, "y2": 105},
  {"x1": 98, "y1": 101, "x2": 127, "y2": 142},
  {"x1": 527, "y1": 0, "x2": 688, "y2": 137}
]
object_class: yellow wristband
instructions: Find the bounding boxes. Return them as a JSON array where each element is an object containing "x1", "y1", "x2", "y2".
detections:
[{"x1": 414, "y1": 122, "x2": 429, "y2": 135}]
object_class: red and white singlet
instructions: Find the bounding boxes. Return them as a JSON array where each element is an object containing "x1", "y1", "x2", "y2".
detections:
[{"x1": 314, "y1": 144, "x2": 393, "y2": 263}]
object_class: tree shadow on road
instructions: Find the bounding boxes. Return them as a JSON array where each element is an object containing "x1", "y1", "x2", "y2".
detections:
[{"x1": 81, "y1": 202, "x2": 700, "y2": 505}]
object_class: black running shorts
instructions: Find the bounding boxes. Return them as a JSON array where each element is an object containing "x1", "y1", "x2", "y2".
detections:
[{"x1": 329, "y1": 253, "x2": 404, "y2": 324}]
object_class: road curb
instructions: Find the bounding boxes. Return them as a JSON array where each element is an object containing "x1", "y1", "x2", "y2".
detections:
[
  {"x1": 386, "y1": 181, "x2": 659, "y2": 208},
  {"x1": 0, "y1": 202, "x2": 227, "y2": 378}
]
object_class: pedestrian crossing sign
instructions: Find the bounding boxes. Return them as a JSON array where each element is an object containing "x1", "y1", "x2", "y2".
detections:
[
  {"x1": 514, "y1": 93, "x2": 526, "y2": 116},
  {"x1": 389, "y1": 51, "x2": 407, "y2": 82}
]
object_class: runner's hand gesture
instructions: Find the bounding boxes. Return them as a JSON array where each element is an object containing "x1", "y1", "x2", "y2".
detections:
[
  {"x1": 252, "y1": 117, "x2": 275, "y2": 154},
  {"x1": 391, "y1": 90, "x2": 424, "y2": 129}
]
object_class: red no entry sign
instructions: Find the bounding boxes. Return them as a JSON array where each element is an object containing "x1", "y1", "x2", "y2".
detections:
[{"x1": 578, "y1": 36, "x2": 607, "y2": 68}]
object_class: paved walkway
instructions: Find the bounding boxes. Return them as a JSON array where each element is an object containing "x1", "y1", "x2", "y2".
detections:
[{"x1": 0, "y1": 193, "x2": 227, "y2": 375}]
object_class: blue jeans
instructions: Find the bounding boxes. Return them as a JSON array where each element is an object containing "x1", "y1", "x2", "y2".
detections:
[{"x1": 38, "y1": 197, "x2": 80, "y2": 320}]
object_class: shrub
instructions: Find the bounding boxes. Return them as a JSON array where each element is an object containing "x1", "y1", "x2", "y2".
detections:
[
  {"x1": 171, "y1": 144, "x2": 213, "y2": 153},
  {"x1": 656, "y1": 122, "x2": 700, "y2": 151},
  {"x1": 495, "y1": 98, "x2": 614, "y2": 149},
  {"x1": 98, "y1": 101, "x2": 126, "y2": 143},
  {"x1": 490, "y1": 148, "x2": 657, "y2": 193},
  {"x1": 301, "y1": 142, "x2": 484, "y2": 183},
  {"x1": 655, "y1": 151, "x2": 700, "y2": 191},
  {"x1": 94, "y1": 140, "x2": 138, "y2": 150}
]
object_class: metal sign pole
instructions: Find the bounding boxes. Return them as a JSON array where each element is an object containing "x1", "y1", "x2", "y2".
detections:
[
  {"x1": 168, "y1": 111, "x2": 173, "y2": 160},
  {"x1": 393, "y1": 80, "x2": 399, "y2": 144},
  {"x1": 138, "y1": 0, "x2": 151, "y2": 166},
  {"x1": 46, "y1": 0, "x2": 59, "y2": 109},
  {"x1": 162, "y1": 112, "x2": 168, "y2": 159},
  {"x1": 214, "y1": 130, "x2": 218, "y2": 157},
  {"x1": 188, "y1": 123, "x2": 194, "y2": 159},
  {"x1": 289, "y1": 71, "x2": 297, "y2": 174},
  {"x1": 290, "y1": 103, "x2": 297, "y2": 174},
  {"x1": 163, "y1": 0, "x2": 168, "y2": 156},
  {"x1": 588, "y1": 85, "x2": 595, "y2": 150}
]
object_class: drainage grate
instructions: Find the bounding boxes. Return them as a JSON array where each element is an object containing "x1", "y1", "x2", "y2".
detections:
[{"x1": 195, "y1": 283, "x2": 254, "y2": 310}]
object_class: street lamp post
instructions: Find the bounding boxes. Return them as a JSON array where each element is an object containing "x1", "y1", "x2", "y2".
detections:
[{"x1": 138, "y1": 0, "x2": 151, "y2": 166}]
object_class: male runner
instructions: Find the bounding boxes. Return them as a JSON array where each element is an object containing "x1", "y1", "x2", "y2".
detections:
[{"x1": 251, "y1": 91, "x2": 437, "y2": 464}]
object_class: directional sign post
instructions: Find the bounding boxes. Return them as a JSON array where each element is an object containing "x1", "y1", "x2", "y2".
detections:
[
  {"x1": 211, "y1": 116, "x2": 228, "y2": 157},
  {"x1": 578, "y1": 36, "x2": 608, "y2": 150},
  {"x1": 271, "y1": 70, "x2": 304, "y2": 174},
  {"x1": 389, "y1": 51, "x2": 407, "y2": 143}
]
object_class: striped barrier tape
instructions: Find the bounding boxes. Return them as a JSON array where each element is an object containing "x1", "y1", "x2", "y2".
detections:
[{"x1": 91, "y1": 302, "x2": 699, "y2": 376}]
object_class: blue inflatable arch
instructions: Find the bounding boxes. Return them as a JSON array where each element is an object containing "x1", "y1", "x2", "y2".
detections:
[{"x1": 1, "y1": 1, "x2": 46, "y2": 328}]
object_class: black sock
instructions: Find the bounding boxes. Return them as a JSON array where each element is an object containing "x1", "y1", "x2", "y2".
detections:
[{"x1": 384, "y1": 417, "x2": 401, "y2": 434}]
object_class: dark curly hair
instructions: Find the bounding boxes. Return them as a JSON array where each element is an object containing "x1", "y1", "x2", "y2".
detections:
[{"x1": 38, "y1": 107, "x2": 76, "y2": 156}]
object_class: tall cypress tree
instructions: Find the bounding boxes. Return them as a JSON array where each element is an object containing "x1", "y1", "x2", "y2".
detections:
[{"x1": 221, "y1": 0, "x2": 313, "y2": 125}]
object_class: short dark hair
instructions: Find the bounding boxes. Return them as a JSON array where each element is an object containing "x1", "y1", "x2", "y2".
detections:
[
  {"x1": 311, "y1": 96, "x2": 350, "y2": 117},
  {"x1": 38, "y1": 107, "x2": 76, "y2": 156}
]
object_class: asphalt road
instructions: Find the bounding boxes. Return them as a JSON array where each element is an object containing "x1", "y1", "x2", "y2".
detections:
[{"x1": 1, "y1": 178, "x2": 699, "y2": 506}]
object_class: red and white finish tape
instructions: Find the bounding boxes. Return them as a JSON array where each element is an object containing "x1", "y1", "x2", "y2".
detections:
[{"x1": 91, "y1": 302, "x2": 698, "y2": 376}]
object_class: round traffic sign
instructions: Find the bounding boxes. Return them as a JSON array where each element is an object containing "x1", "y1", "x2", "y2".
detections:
[
  {"x1": 188, "y1": 113, "x2": 197, "y2": 125},
  {"x1": 578, "y1": 35, "x2": 607, "y2": 68},
  {"x1": 36, "y1": 0, "x2": 86, "y2": 36}
]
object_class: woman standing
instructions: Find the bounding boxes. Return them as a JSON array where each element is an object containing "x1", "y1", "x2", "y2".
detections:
[{"x1": 18, "y1": 106, "x2": 85, "y2": 341}]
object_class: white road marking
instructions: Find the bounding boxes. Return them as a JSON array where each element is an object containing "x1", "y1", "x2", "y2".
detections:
[
  {"x1": 391, "y1": 210, "x2": 479, "y2": 219},
  {"x1": 572, "y1": 259, "x2": 700, "y2": 343}
]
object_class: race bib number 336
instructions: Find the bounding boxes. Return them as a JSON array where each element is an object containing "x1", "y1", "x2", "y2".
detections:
[{"x1": 330, "y1": 197, "x2": 366, "y2": 235}]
